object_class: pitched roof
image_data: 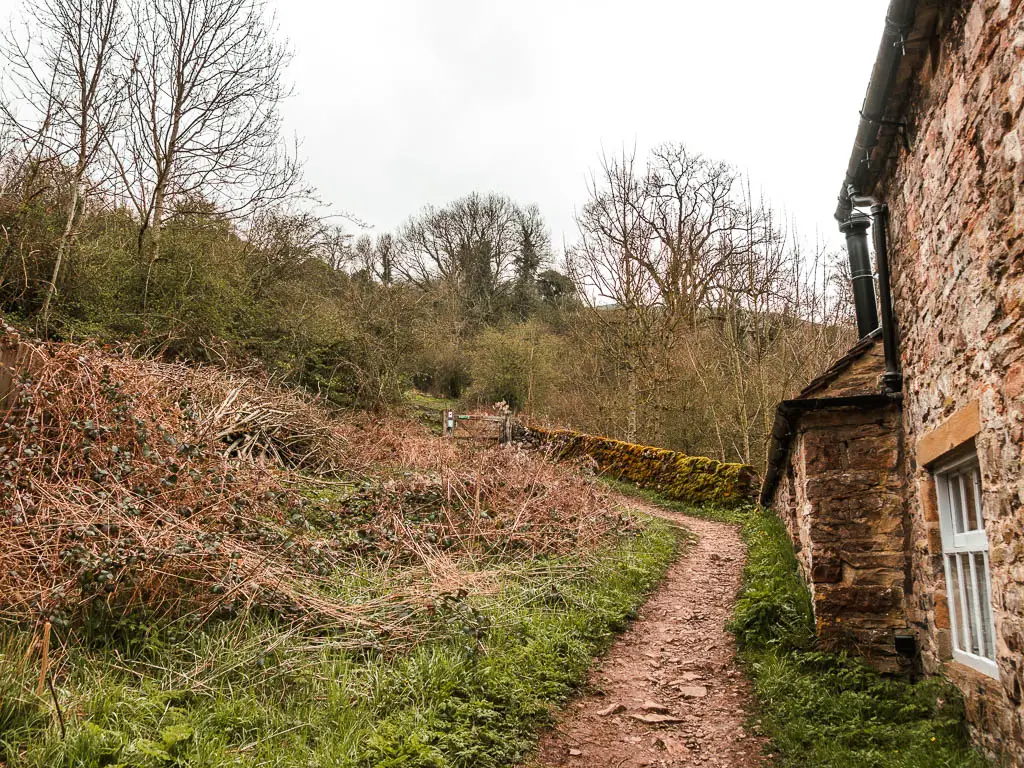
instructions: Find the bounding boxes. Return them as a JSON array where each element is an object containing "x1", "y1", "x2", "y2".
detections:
[
  {"x1": 758, "y1": 329, "x2": 895, "y2": 507},
  {"x1": 797, "y1": 328, "x2": 884, "y2": 399}
]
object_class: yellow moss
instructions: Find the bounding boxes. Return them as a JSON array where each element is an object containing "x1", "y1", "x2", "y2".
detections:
[{"x1": 530, "y1": 427, "x2": 757, "y2": 508}]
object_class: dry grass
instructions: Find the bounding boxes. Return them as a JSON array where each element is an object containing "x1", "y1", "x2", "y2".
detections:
[{"x1": 0, "y1": 324, "x2": 631, "y2": 642}]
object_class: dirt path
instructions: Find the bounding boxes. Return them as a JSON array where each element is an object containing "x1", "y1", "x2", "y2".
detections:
[{"x1": 533, "y1": 501, "x2": 765, "y2": 768}]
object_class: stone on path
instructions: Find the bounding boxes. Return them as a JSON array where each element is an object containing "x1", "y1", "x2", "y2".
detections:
[{"x1": 534, "y1": 499, "x2": 765, "y2": 767}]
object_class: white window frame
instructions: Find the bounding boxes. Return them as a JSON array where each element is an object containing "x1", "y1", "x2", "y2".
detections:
[{"x1": 935, "y1": 451, "x2": 999, "y2": 679}]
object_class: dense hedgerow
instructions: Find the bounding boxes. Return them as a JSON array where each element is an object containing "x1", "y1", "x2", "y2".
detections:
[{"x1": 530, "y1": 427, "x2": 758, "y2": 507}]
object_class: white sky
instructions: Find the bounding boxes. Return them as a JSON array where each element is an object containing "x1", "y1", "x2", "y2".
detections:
[
  {"x1": 0, "y1": 0, "x2": 892, "y2": 256},
  {"x1": 271, "y1": 0, "x2": 891, "y2": 256}
]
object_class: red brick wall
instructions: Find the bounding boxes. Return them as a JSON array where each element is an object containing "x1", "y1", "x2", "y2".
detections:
[{"x1": 877, "y1": 0, "x2": 1024, "y2": 756}]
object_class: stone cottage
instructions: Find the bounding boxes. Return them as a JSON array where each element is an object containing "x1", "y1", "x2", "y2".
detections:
[{"x1": 761, "y1": 0, "x2": 1024, "y2": 760}]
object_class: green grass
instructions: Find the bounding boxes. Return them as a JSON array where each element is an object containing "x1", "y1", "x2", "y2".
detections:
[
  {"x1": 1, "y1": 518, "x2": 680, "y2": 768},
  {"x1": 403, "y1": 390, "x2": 457, "y2": 433},
  {"x1": 546, "y1": 480, "x2": 990, "y2": 767},
  {"x1": 732, "y1": 508, "x2": 990, "y2": 768}
]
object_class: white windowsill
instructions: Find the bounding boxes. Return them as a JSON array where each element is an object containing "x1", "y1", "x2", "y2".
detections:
[{"x1": 952, "y1": 649, "x2": 1000, "y2": 680}]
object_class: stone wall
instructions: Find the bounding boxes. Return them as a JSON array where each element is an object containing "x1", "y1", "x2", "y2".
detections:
[
  {"x1": 773, "y1": 403, "x2": 909, "y2": 672},
  {"x1": 874, "y1": 0, "x2": 1024, "y2": 756},
  {"x1": 523, "y1": 427, "x2": 759, "y2": 507}
]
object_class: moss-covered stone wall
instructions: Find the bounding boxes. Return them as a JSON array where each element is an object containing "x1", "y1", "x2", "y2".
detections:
[{"x1": 527, "y1": 427, "x2": 758, "y2": 508}]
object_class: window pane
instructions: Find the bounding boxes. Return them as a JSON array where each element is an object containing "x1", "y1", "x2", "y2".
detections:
[
  {"x1": 967, "y1": 553, "x2": 987, "y2": 658},
  {"x1": 975, "y1": 552, "x2": 996, "y2": 660},
  {"x1": 964, "y1": 469, "x2": 980, "y2": 531},
  {"x1": 948, "y1": 554, "x2": 967, "y2": 654},
  {"x1": 937, "y1": 456, "x2": 996, "y2": 671},
  {"x1": 972, "y1": 468, "x2": 985, "y2": 529},
  {"x1": 960, "y1": 552, "x2": 981, "y2": 656},
  {"x1": 950, "y1": 475, "x2": 965, "y2": 534}
]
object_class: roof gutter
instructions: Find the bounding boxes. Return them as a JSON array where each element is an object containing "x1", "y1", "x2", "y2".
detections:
[
  {"x1": 758, "y1": 392, "x2": 903, "y2": 507},
  {"x1": 834, "y1": 0, "x2": 919, "y2": 222}
]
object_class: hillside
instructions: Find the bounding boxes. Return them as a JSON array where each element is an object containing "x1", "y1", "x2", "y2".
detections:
[
  {"x1": 0, "y1": 324, "x2": 992, "y2": 768},
  {"x1": 0, "y1": 324, "x2": 681, "y2": 766}
]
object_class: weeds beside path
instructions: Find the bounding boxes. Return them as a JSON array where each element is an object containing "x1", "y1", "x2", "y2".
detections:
[
  {"x1": 560, "y1": 487, "x2": 990, "y2": 768},
  {"x1": 1, "y1": 515, "x2": 681, "y2": 768},
  {"x1": 734, "y1": 509, "x2": 990, "y2": 768},
  {"x1": 533, "y1": 494, "x2": 765, "y2": 768}
]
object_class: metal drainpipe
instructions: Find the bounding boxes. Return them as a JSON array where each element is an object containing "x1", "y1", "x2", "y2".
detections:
[
  {"x1": 871, "y1": 203, "x2": 903, "y2": 391},
  {"x1": 848, "y1": 185, "x2": 903, "y2": 391},
  {"x1": 839, "y1": 211, "x2": 880, "y2": 339}
]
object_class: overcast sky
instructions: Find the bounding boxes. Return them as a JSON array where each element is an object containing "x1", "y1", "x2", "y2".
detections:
[
  {"x1": 0, "y1": 0, "x2": 891, "y2": 256},
  {"x1": 271, "y1": 0, "x2": 891, "y2": 256}
]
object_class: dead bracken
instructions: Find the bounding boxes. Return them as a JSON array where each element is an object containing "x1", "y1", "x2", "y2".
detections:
[{"x1": 0, "y1": 327, "x2": 629, "y2": 638}]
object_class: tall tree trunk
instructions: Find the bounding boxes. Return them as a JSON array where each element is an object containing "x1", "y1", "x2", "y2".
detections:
[
  {"x1": 40, "y1": 180, "x2": 80, "y2": 331},
  {"x1": 526, "y1": 333, "x2": 536, "y2": 416},
  {"x1": 626, "y1": 364, "x2": 639, "y2": 443},
  {"x1": 142, "y1": 184, "x2": 166, "y2": 311}
]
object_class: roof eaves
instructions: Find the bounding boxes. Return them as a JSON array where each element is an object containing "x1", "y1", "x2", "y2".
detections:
[
  {"x1": 834, "y1": 0, "x2": 944, "y2": 221},
  {"x1": 758, "y1": 391, "x2": 902, "y2": 507}
]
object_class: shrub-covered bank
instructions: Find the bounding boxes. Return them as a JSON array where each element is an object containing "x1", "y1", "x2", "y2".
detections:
[
  {"x1": 1, "y1": 517, "x2": 679, "y2": 768},
  {"x1": 732, "y1": 508, "x2": 990, "y2": 768},
  {"x1": 0, "y1": 330, "x2": 683, "y2": 767}
]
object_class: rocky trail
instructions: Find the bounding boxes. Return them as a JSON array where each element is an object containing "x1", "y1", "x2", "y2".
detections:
[{"x1": 533, "y1": 501, "x2": 765, "y2": 768}]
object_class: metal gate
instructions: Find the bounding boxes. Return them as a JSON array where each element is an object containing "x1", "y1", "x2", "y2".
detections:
[{"x1": 441, "y1": 410, "x2": 513, "y2": 443}]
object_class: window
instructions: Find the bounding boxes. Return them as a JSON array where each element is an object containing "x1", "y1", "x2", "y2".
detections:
[{"x1": 935, "y1": 451, "x2": 999, "y2": 678}]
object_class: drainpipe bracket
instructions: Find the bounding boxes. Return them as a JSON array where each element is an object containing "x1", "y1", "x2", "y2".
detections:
[{"x1": 881, "y1": 371, "x2": 904, "y2": 393}]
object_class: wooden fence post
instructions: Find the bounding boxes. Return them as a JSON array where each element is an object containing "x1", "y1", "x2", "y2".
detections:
[{"x1": 0, "y1": 337, "x2": 25, "y2": 416}]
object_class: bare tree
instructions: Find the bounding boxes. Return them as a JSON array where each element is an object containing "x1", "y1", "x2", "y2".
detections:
[
  {"x1": 353, "y1": 232, "x2": 397, "y2": 284},
  {"x1": 569, "y1": 145, "x2": 757, "y2": 442},
  {"x1": 637, "y1": 144, "x2": 748, "y2": 327},
  {"x1": 374, "y1": 232, "x2": 396, "y2": 285},
  {"x1": 0, "y1": 0, "x2": 124, "y2": 328},
  {"x1": 114, "y1": 0, "x2": 299, "y2": 308},
  {"x1": 568, "y1": 145, "x2": 855, "y2": 459},
  {"x1": 396, "y1": 192, "x2": 544, "y2": 320},
  {"x1": 679, "y1": 194, "x2": 855, "y2": 466},
  {"x1": 681, "y1": 181, "x2": 789, "y2": 463},
  {"x1": 568, "y1": 149, "x2": 667, "y2": 441}
]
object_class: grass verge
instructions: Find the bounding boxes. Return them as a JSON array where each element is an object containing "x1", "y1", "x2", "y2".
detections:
[
  {"x1": 600, "y1": 477, "x2": 749, "y2": 524},
  {"x1": 1, "y1": 516, "x2": 680, "y2": 768},
  {"x1": 604, "y1": 482, "x2": 989, "y2": 768},
  {"x1": 403, "y1": 389, "x2": 457, "y2": 432},
  {"x1": 732, "y1": 507, "x2": 990, "y2": 768}
]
